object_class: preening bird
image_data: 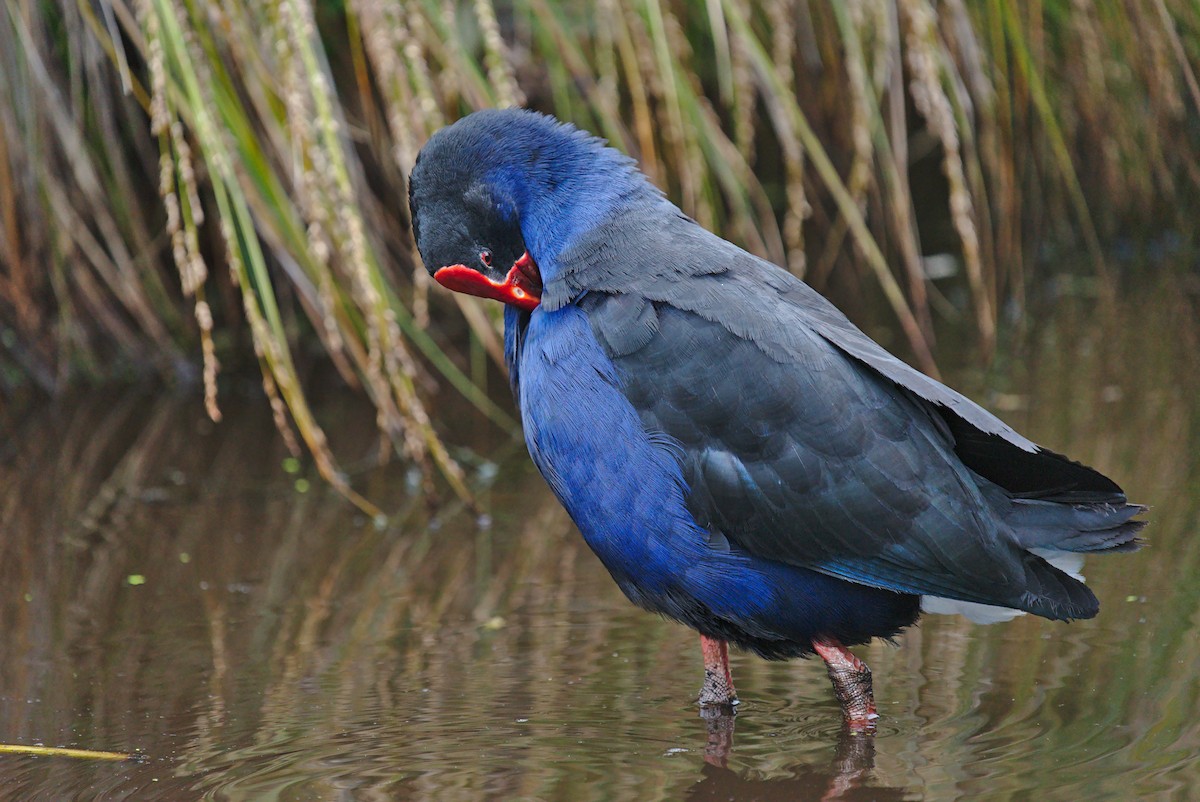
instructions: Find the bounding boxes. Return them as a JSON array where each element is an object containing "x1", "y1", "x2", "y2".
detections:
[{"x1": 408, "y1": 109, "x2": 1144, "y2": 728}]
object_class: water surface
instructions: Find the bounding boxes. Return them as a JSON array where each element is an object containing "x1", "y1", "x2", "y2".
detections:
[{"x1": 1, "y1": 277, "x2": 1197, "y2": 800}]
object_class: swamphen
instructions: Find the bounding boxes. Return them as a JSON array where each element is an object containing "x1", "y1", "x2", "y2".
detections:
[{"x1": 408, "y1": 109, "x2": 1144, "y2": 727}]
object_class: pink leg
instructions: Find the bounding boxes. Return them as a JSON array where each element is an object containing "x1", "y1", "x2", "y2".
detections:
[
  {"x1": 812, "y1": 637, "x2": 877, "y2": 730},
  {"x1": 698, "y1": 635, "x2": 738, "y2": 707}
]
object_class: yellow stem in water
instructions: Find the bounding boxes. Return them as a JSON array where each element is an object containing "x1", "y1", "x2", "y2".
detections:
[{"x1": 0, "y1": 744, "x2": 133, "y2": 761}]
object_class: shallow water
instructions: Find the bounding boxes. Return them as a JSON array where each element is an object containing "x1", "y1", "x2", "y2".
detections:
[{"x1": 1, "y1": 277, "x2": 1198, "y2": 800}]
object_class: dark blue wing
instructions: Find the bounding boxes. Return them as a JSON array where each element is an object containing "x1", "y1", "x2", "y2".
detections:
[{"x1": 558, "y1": 212, "x2": 1136, "y2": 619}]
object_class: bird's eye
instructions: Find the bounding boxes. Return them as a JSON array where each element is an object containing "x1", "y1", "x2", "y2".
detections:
[{"x1": 480, "y1": 250, "x2": 492, "y2": 267}]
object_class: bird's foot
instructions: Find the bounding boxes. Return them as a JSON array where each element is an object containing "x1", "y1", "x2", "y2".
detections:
[
  {"x1": 812, "y1": 637, "x2": 877, "y2": 732},
  {"x1": 698, "y1": 668, "x2": 739, "y2": 711},
  {"x1": 697, "y1": 635, "x2": 739, "y2": 710}
]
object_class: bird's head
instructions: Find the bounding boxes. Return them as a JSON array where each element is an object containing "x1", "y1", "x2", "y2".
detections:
[{"x1": 408, "y1": 109, "x2": 659, "y2": 312}]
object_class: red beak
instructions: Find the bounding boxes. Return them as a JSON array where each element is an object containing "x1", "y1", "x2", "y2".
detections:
[{"x1": 433, "y1": 252, "x2": 541, "y2": 312}]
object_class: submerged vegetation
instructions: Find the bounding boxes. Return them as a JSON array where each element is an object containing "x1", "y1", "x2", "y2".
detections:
[{"x1": 1, "y1": 1, "x2": 1197, "y2": 503}]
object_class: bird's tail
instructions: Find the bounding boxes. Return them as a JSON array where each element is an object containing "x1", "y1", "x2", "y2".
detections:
[
  {"x1": 1005, "y1": 497, "x2": 1147, "y2": 553},
  {"x1": 1004, "y1": 496, "x2": 1145, "y2": 621},
  {"x1": 931, "y1": 491, "x2": 1148, "y2": 622}
]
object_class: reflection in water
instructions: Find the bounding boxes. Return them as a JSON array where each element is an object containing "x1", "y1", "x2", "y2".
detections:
[
  {"x1": 697, "y1": 708, "x2": 903, "y2": 801},
  {"x1": 0, "y1": 279, "x2": 1196, "y2": 799},
  {"x1": 690, "y1": 728, "x2": 909, "y2": 802},
  {"x1": 700, "y1": 705, "x2": 736, "y2": 768}
]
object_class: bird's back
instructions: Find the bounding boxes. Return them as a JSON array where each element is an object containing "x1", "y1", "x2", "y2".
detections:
[{"x1": 546, "y1": 209, "x2": 1143, "y2": 620}]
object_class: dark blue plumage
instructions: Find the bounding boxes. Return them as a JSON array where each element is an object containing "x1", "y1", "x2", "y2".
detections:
[{"x1": 409, "y1": 109, "x2": 1144, "y2": 724}]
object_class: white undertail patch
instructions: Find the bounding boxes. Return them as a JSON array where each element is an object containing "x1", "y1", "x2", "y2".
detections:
[{"x1": 921, "y1": 550, "x2": 1087, "y2": 624}]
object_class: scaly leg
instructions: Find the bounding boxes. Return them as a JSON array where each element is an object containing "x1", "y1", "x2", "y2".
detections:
[
  {"x1": 697, "y1": 635, "x2": 738, "y2": 708},
  {"x1": 812, "y1": 637, "x2": 877, "y2": 730}
]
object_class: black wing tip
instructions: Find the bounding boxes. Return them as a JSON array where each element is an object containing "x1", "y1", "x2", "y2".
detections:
[
  {"x1": 1020, "y1": 553, "x2": 1101, "y2": 621},
  {"x1": 1020, "y1": 586, "x2": 1100, "y2": 622}
]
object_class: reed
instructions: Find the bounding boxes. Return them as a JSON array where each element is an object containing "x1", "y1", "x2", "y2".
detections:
[{"x1": 1, "y1": 1, "x2": 1195, "y2": 500}]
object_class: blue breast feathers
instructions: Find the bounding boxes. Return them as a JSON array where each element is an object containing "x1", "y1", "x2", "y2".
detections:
[
  {"x1": 510, "y1": 305, "x2": 917, "y2": 653},
  {"x1": 517, "y1": 305, "x2": 721, "y2": 586}
]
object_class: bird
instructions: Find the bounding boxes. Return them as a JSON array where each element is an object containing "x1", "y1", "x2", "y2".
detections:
[{"x1": 407, "y1": 108, "x2": 1145, "y2": 728}]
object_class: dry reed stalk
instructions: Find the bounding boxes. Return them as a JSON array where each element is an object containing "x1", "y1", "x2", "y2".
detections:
[
  {"x1": 145, "y1": 0, "x2": 226, "y2": 425},
  {"x1": 606, "y1": 0, "x2": 661, "y2": 182},
  {"x1": 940, "y1": 0, "x2": 1004, "y2": 306},
  {"x1": 978, "y1": 0, "x2": 1023, "y2": 306},
  {"x1": 165, "y1": 0, "x2": 379, "y2": 509},
  {"x1": 854, "y1": 0, "x2": 932, "y2": 341},
  {"x1": 900, "y1": 0, "x2": 994, "y2": 357},
  {"x1": 1155, "y1": 0, "x2": 1200, "y2": 117},
  {"x1": 723, "y1": 0, "x2": 938, "y2": 374},
  {"x1": 474, "y1": 0, "x2": 524, "y2": 108},
  {"x1": 147, "y1": 1, "x2": 220, "y2": 418},
  {"x1": 643, "y1": 0, "x2": 697, "y2": 217},
  {"x1": 4, "y1": 1, "x2": 179, "y2": 378},
  {"x1": 280, "y1": 0, "x2": 467, "y2": 499},
  {"x1": 727, "y1": 9, "x2": 757, "y2": 166},
  {"x1": 842, "y1": 0, "x2": 875, "y2": 206},
  {"x1": 999, "y1": 2, "x2": 1108, "y2": 278},
  {"x1": 764, "y1": 0, "x2": 809, "y2": 277}
]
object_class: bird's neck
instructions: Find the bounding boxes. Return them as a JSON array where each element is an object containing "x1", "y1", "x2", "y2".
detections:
[{"x1": 491, "y1": 138, "x2": 670, "y2": 274}]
